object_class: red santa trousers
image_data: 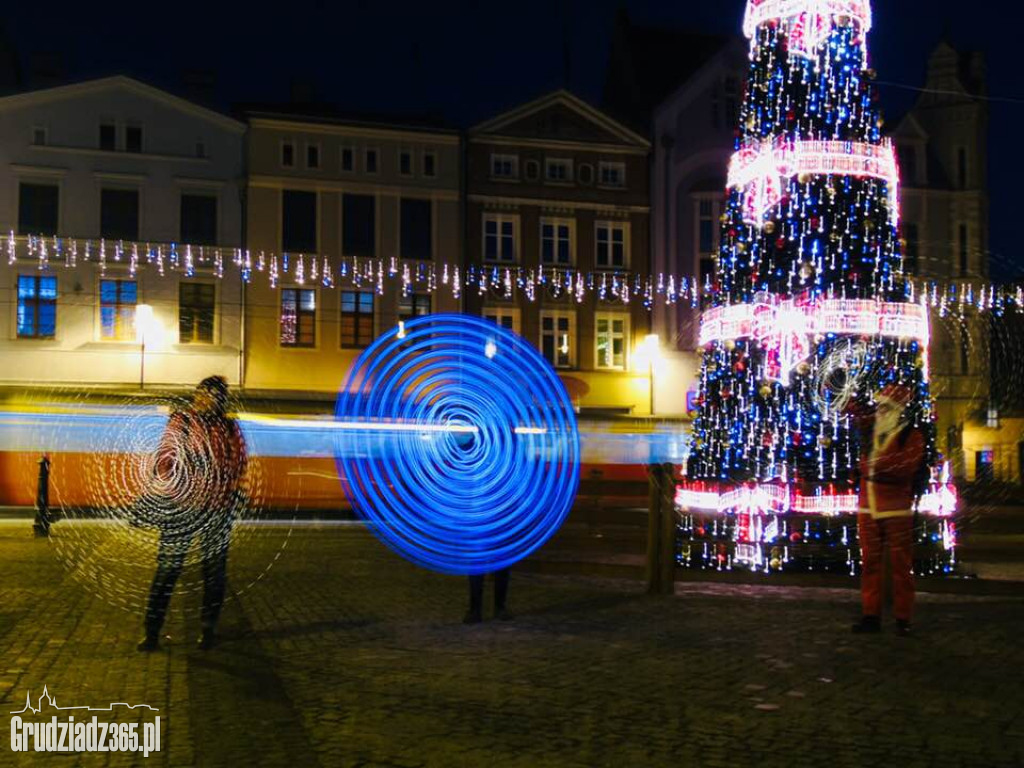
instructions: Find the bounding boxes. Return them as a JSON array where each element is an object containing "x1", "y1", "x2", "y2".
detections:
[{"x1": 857, "y1": 513, "x2": 915, "y2": 621}]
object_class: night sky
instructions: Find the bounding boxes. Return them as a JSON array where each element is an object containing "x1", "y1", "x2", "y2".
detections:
[{"x1": 4, "y1": 0, "x2": 1019, "y2": 277}]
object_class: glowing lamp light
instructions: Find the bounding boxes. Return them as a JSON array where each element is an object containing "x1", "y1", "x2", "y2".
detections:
[
  {"x1": 485, "y1": 339, "x2": 498, "y2": 359},
  {"x1": 634, "y1": 334, "x2": 664, "y2": 373},
  {"x1": 135, "y1": 304, "x2": 165, "y2": 348}
]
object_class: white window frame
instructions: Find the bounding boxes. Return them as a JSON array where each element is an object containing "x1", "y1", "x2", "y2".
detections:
[
  {"x1": 595, "y1": 312, "x2": 630, "y2": 371},
  {"x1": 544, "y1": 158, "x2": 574, "y2": 184},
  {"x1": 280, "y1": 139, "x2": 296, "y2": 169},
  {"x1": 422, "y1": 151, "x2": 437, "y2": 177},
  {"x1": 490, "y1": 154, "x2": 519, "y2": 180},
  {"x1": 305, "y1": 141, "x2": 322, "y2": 170},
  {"x1": 482, "y1": 306, "x2": 521, "y2": 336},
  {"x1": 595, "y1": 221, "x2": 630, "y2": 270},
  {"x1": 540, "y1": 217, "x2": 575, "y2": 266},
  {"x1": 598, "y1": 161, "x2": 626, "y2": 188},
  {"x1": 482, "y1": 213, "x2": 519, "y2": 263},
  {"x1": 540, "y1": 310, "x2": 576, "y2": 369},
  {"x1": 399, "y1": 148, "x2": 414, "y2": 177}
]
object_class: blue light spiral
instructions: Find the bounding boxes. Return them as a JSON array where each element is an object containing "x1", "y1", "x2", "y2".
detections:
[{"x1": 334, "y1": 314, "x2": 580, "y2": 575}]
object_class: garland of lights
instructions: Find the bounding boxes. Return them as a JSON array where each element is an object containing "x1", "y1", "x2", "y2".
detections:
[
  {"x1": 743, "y1": 0, "x2": 872, "y2": 59},
  {"x1": 333, "y1": 314, "x2": 580, "y2": 575},
  {"x1": 6, "y1": 232, "x2": 1023, "y2": 315}
]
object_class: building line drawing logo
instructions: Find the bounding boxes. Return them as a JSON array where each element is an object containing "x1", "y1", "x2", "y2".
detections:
[{"x1": 9, "y1": 686, "x2": 159, "y2": 715}]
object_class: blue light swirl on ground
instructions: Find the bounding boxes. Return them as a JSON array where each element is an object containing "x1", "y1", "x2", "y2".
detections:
[{"x1": 333, "y1": 314, "x2": 581, "y2": 575}]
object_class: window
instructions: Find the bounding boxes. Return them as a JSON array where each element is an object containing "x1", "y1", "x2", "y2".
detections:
[
  {"x1": 483, "y1": 307, "x2": 521, "y2": 335},
  {"x1": 99, "y1": 279, "x2": 137, "y2": 341},
  {"x1": 340, "y1": 291, "x2": 375, "y2": 348},
  {"x1": 18, "y1": 182, "x2": 59, "y2": 235},
  {"x1": 959, "y1": 224, "x2": 969, "y2": 276},
  {"x1": 698, "y1": 198, "x2": 716, "y2": 256},
  {"x1": 280, "y1": 288, "x2": 316, "y2": 347},
  {"x1": 125, "y1": 124, "x2": 143, "y2": 153},
  {"x1": 423, "y1": 152, "x2": 436, "y2": 177},
  {"x1": 179, "y1": 283, "x2": 215, "y2": 344},
  {"x1": 17, "y1": 275, "x2": 57, "y2": 339},
  {"x1": 904, "y1": 146, "x2": 918, "y2": 184},
  {"x1": 400, "y1": 198, "x2": 432, "y2": 260},
  {"x1": 341, "y1": 147, "x2": 354, "y2": 172},
  {"x1": 343, "y1": 194, "x2": 376, "y2": 258},
  {"x1": 306, "y1": 143, "x2": 320, "y2": 169},
  {"x1": 365, "y1": 148, "x2": 378, "y2": 174},
  {"x1": 545, "y1": 158, "x2": 573, "y2": 183},
  {"x1": 491, "y1": 154, "x2": 519, "y2": 179},
  {"x1": 540, "y1": 311, "x2": 575, "y2": 369},
  {"x1": 100, "y1": 189, "x2": 139, "y2": 240},
  {"x1": 32, "y1": 126, "x2": 46, "y2": 146},
  {"x1": 180, "y1": 194, "x2": 218, "y2": 245},
  {"x1": 483, "y1": 214, "x2": 517, "y2": 263},
  {"x1": 957, "y1": 147, "x2": 968, "y2": 189},
  {"x1": 398, "y1": 293, "x2": 431, "y2": 321},
  {"x1": 282, "y1": 141, "x2": 295, "y2": 168},
  {"x1": 903, "y1": 223, "x2": 919, "y2": 274},
  {"x1": 282, "y1": 190, "x2": 317, "y2": 252},
  {"x1": 400, "y1": 150, "x2": 413, "y2": 176},
  {"x1": 987, "y1": 407, "x2": 1000, "y2": 430},
  {"x1": 596, "y1": 222, "x2": 628, "y2": 269},
  {"x1": 99, "y1": 123, "x2": 116, "y2": 151},
  {"x1": 599, "y1": 162, "x2": 626, "y2": 188},
  {"x1": 596, "y1": 313, "x2": 629, "y2": 370},
  {"x1": 541, "y1": 219, "x2": 573, "y2": 265}
]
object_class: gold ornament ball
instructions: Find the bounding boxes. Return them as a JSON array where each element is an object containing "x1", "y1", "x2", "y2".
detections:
[
  {"x1": 724, "y1": 339, "x2": 737, "y2": 351},
  {"x1": 764, "y1": 221, "x2": 777, "y2": 234},
  {"x1": 759, "y1": 384, "x2": 773, "y2": 398},
  {"x1": 796, "y1": 362, "x2": 811, "y2": 376},
  {"x1": 798, "y1": 172, "x2": 812, "y2": 184}
]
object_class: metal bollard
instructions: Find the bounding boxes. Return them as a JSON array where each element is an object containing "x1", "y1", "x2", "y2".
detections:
[{"x1": 33, "y1": 454, "x2": 51, "y2": 537}]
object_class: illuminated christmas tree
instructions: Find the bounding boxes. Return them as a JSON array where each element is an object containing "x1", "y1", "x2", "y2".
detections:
[{"x1": 677, "y1": 0, "x2": 958, "y2": 574}]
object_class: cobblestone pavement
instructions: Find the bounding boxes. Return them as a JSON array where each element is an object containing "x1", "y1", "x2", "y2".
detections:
[{"x1": 1, "y1": 521, "x2": 1022, "y2": 768}]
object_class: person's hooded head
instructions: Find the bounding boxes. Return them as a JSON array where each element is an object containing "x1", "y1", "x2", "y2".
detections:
[{"x1": 194, "y1": 375, "x2": 230, "y2": 417}]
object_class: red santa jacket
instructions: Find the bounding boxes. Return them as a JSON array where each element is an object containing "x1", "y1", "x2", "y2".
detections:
[{"x1": 845, "y1": 401, "x2": 925, "y2": 518}]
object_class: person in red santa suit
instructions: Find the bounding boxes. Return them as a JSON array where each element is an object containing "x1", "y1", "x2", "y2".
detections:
[{"x1": 846, "y1": 383, "x2": 924, "y2": 637}]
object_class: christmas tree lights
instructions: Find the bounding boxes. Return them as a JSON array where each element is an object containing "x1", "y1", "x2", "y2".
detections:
[{"x1": 678, "y1": 0, "x2": 958, "y2": 575}]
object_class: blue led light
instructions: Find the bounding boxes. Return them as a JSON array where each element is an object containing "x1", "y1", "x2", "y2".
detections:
[{"x1": 334, "y1": 314, "x2": 581, "y2": 575}]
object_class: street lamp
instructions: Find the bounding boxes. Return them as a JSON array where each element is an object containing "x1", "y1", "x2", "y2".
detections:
[{"x1": 635, "y1": 334, "x2": 663, "y2": 417}]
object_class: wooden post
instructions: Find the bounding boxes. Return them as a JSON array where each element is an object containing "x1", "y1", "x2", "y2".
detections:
[{"x1": 646, "y1": 463, "x2": 663, "y2": 594}]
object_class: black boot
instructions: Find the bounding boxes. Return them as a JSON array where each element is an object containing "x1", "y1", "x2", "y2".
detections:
[{"x1": 851, "y1": 615, "x2": 882, "y2": 634}]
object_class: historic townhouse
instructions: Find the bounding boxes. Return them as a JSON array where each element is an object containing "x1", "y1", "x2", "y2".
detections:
[
  {"x1": 465, "y1": 91, "x2": 652, "y2": 415},
  {"x1": 0, "y1": 76, "x2": 246, "y2": 388},
  {"x1": 242, "y1": 109, "x2": 461, "y2": 395}
]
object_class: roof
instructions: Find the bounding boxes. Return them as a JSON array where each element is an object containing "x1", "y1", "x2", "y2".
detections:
[
  {"x1": 603, "y1": 10, "x2": 736, "y2": 134},
  {"x1": 237, "y1": 102, "x2": 458, "y2": 134}
]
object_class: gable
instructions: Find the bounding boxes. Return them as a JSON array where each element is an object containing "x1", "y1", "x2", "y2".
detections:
[{"x1": 472, "y1": 92, "x2": 649, "y2": 148}]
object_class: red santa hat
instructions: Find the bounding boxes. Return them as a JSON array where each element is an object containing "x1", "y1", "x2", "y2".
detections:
[{"x1": 876, "y1": 383, "x2": 914, "y2": 408}]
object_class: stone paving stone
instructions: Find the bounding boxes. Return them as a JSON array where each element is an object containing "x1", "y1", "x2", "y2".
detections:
[{"x1": 0, "y1": 524, "x2": 1022, "y2": 767}]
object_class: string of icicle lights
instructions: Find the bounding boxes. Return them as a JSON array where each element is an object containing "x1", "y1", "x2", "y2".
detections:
[
  {"x1": 7, "y1": 233, "x2": 1024, "y2": 313},
  {"x1": 333, "y1": 314, "x2": 580, "y2": 575}
]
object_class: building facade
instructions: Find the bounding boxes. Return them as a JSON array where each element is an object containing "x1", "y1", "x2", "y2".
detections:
[
  {"x1": 465, "y1": 91, "x2": 652, "y2": 415},
  {"x1": 893, "y1": 42, "x2": 992, "y2": 480},
  {"x1": 242, "y1": 111, "x2": 461, "y2": 395},
  {"x1": 0, "y1": 76, "x2": 247, "y2": 389}
]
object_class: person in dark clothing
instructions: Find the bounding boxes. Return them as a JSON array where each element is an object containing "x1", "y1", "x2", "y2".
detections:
[
  {"x1": 464, "y1": 569, "x2": 511, "y2": 624},
  {"x1": 136, "y1": 376, "x2": 247, "y2": 652}
]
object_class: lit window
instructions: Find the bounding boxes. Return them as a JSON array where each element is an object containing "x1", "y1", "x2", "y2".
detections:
[
  {"x1": 99, "y1": 279, "x2": 137, "y2": 341},
  {"x1": 540, "y1": 311, "x2": 575, "y2": 369},
  {"x1": 541, "y1": 219, "x2": 573, "y2": 265},
  {"x1": 280, "y1": 288, "x2": 316, "y2": 347},
  {"x1": 596, "y1": 313, "x2": 628, "y2": 370},
  {"x1": 483, "y1": 307, "x2": 520, "y2": 335},
  {"x1": 596, "y1": 222, "x2": 628, "y2": 269},
  {"x1": 340, "y1": 291, "x2": 375, "y2": 348},
  {"x1": 179, "y1": 283, "x2": 215, "y2": 344},
  {"x1": 491, "y1": 154, "x2": 519, "y2": 179},
  {"x1": 398, "y1": 293, "x2": 431, "y2": 322},
  {"x1": 483, "y1": 214, "x2": 517, "y2": 263},
  {"x1": 987, "y1": 407, "x2": 1000, "y2": 430},
  {"x1": 17, "y1": 275, "x2": 57, "y2": 339}
]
